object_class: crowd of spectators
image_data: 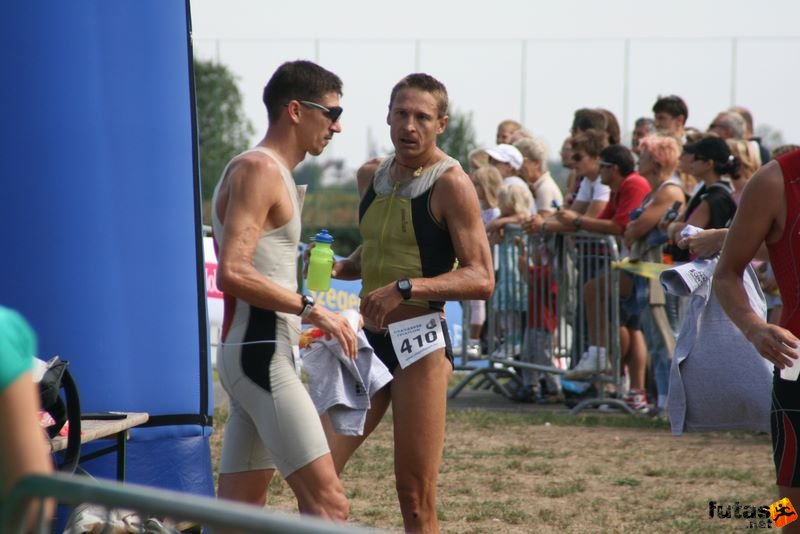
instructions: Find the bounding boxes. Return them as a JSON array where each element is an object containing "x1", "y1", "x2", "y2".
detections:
[{"x1": 466, "y1": 95, "x2": 796, "y2": 415}]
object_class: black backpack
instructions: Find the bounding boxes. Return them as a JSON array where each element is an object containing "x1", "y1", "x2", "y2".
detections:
[{"x1": 38, "y1": 356, "x2": 81, "y2": 472}]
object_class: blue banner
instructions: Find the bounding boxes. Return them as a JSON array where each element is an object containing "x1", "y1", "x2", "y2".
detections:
[{"x1": 0, "y1": 1, "x2": 212, "y2": 495}]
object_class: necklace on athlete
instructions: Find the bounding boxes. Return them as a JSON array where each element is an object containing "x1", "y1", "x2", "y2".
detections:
[{"x1": 394, "y1": 158, "x2": 428, "y2": 178}]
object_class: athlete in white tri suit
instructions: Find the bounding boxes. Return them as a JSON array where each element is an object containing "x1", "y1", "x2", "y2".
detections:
[
  {"x1": 213, "y1": 146, "x2": 326, "y2": 477},
  {"x1": 211, "y1": 60, "x2": 355, "y2": 521}
]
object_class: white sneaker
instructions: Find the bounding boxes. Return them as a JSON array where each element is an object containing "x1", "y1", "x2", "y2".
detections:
[
  {"x1": 466, "y1": 341, "x2": 481, "y2": 358},
  {"x1": 565, "y1": 347, "x2": 608, "y2": 379},
  {"x1": 490, "y1": 342, "x2": 521, "y2": 358}
]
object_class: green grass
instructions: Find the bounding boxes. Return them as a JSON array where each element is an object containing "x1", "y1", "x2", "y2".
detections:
[
  {"x1": 685, "y1": 468, "x2": 763, "y2": 485},
  {"x1": 525, "y1": 462, "x2": 555, "y2": 475},
  {"x1": 537, "y1": 479, "x2": 586, "y2": 498},
  {"x1": 446, "y1": 408, "x2": 671, "y2": 431},
  {"x1": 612, "y1": 476, "x2": 641, "y2": 487},
  {"x1": 458, "y1": 500, "x2": 532, "y2": 524},
  {"x1": 210, "y1": 376, "x2": 774, "y2": 534}
]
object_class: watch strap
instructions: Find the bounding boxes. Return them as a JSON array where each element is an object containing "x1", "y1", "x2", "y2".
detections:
[{"x1": 298, "y1": 295, "x2": 315, "y2": 318}]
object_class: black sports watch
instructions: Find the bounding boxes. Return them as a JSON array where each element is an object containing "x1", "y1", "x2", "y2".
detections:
[
  {"x1": 396, "y1": 278, "x2": 412, "y2": 300},
  {"x1": 298, "y1": 294, "x2": 315, "y2": 318}
]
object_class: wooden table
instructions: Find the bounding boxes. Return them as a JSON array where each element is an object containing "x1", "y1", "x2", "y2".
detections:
[{"x1": 50, "y1": 412, "x2": 149, "y2": 481}]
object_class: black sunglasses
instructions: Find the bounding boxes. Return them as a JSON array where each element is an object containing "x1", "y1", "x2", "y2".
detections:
[
  {"x1": 298, "y1": 100, "x2": 343, "y2": 123},
  {"x1": 571, "y1": 153, "x2": 584, "y2": 163}
]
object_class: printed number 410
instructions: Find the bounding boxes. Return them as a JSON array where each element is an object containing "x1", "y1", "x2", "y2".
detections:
[{"x1": 400, "y1": 331, "x2": 438, "y2": 354}]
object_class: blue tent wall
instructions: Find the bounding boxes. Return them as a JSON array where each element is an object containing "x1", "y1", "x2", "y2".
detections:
[{"x1": 0, "y1": 1, "x2": 213, "y2": 494}]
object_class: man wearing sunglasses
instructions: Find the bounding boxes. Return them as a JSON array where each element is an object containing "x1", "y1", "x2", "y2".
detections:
[
  {"x1": 328, "y1": 73, "x2": 494, "y2": 533},
  {"x1": 211, "y1": 60, "x2": 355, "y2": 521}
]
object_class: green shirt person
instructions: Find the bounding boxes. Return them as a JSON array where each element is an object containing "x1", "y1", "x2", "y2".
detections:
[{"x1": 0, "y1": 306, "x2": 53, "y2": 527}]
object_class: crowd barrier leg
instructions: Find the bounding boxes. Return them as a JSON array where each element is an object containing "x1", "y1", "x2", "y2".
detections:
[
  {"x1": 448, "y1": 227, "x2": 529, "y2": 399},
  {"x1": 564, "y1": 233, "x2": 632, "y2": 414}
]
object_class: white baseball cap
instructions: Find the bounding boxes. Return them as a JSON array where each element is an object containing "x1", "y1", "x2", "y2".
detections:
[{"x1": 486, "y1": 144, "x2": 524, "y2": 170}]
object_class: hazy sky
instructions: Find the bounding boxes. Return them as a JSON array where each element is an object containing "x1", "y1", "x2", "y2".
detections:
[{"x1": 190, "y1": 0, "x2": 800, "y2": 173}]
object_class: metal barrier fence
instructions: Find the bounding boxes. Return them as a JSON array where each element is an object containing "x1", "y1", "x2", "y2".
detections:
[
  {"x1": 450, "y1": 226, "x2": 634, "y2": 413},
  {"x1": 1, "y1": 473, "x2": 380, "y2": 534}
]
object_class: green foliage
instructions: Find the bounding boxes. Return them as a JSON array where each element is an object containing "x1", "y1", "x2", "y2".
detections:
[
  {"x1": 294, "y1": 159, "x2": 355, "y2": 190},
  {"x1": 301, "y1": 188, "x2": 361, "y2": 256},
  {"x1": 293, "y1": 161, "x2": 323, "y2": 189},
  {"x1": 193, "y1": 57, "x2": 255, "y2": 200},
  {"x1": 437, "y1": 106, "x2": 478, "y2": 170}
]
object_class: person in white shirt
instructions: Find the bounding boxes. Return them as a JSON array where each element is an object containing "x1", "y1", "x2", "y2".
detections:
[{"x1": 524, "y1": 129, "x2": 610, "y2": 235}]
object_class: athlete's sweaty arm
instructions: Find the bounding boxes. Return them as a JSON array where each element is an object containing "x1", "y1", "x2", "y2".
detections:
[{"x1": 714, "y1": 161, "x2": 798, "y2": 369}]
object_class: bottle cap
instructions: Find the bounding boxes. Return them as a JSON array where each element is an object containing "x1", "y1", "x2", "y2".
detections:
[{"x1": 313, "y1": 229, "x2": 334, "y2": 244}]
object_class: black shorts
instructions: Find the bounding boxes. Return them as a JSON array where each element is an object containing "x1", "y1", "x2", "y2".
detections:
[
  {"x1": 365, "y1": 319, "x2": 453, "y2": 375},
  {"x1": 619, "y1": 302, "x2": 641, "y2": 330},
  {"x1": 771, "y1": 373, "x2": 800, "y2": 487}
]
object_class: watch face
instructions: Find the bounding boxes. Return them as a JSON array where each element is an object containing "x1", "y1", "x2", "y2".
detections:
[{"x1": 397, "y1": 278, "x2": 412, "y2": 299}]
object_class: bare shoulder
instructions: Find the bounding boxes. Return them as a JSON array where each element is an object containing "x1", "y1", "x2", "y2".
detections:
[
  {"x1": 356, "y1": 157, "x2": 383, "y2": 197},
  {"x1": 434, "y1": 162, "x2": 472, "y2": 194},
  {"x1": 737, "y1": 160, "x2": 785, "y2": 237},
  {"x1": 433, "y1": 162, "x2": 480, "y2": 222},
  {"x1": 654, "y1": 181, "x2": 686, "y2": 204},
  {"x1": 226, "y1": 150, "x2": 281, "y2": 186},
  {"x1": 222, "y1": 152, "x2": 285, "y2": 211},
  {"x1": 742, "y1": 159, "x2": 784, "y2": 198}
]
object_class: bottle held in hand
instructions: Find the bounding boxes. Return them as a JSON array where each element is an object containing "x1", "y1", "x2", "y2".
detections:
[{"x1": 306, "y1": 229, "x2": 335, "y2": 292}]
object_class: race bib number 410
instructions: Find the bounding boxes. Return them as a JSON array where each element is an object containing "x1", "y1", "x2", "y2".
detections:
[{"x1": 388, "y1": 313, "x2": 445, "y2": 369}]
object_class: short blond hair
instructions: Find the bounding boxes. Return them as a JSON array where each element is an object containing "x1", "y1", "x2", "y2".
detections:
[
  {"x1": 498, "y1": 119, "x2": 523, "y2": 133},
  {"x1": 726, "y1": 138, "x2": 761, "y2": 181},
  {"x1": 497, "y1": 184, "x2": 532, "y2": 217},
  {"x1": 468, "y1": 148, "x2": 491, "y2": 171},
  {"x1": 471, "y1": 165, "x2": 503, "y2": 208},
  {"x1": 514, "y1": 137, "x2": 549, "y2": 171}
]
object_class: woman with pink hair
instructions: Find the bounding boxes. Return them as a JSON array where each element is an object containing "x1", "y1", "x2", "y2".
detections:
[{"x1": 622, "y1": 135, "x2": 687, "y2": 413}]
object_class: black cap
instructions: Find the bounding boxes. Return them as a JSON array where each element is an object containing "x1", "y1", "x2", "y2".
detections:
[{"x1": 683, "y1": 136, "x2": 731, "y2": 163}]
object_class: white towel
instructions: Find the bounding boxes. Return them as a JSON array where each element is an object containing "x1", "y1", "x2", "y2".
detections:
[
  {"x1": 661, "y1": 260, "x2": 772, "y2": 435},
  {"x1": 659, "y1": 258, "x2": 717, "y2": 297},
  {"x1": 302, "y1": 317, "x2": 392, "y2": 436}
]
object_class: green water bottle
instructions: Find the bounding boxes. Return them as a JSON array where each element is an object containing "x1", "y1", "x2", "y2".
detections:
[{"x1": 306, "y1": 229, "x2": 335, "y2": 292}]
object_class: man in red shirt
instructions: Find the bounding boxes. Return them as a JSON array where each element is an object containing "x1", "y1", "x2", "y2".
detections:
[
  {"x1": 556, "y1": 145, "x2": 651, "y2": 406},
  {"x1": 555, "y1": 145, "x2": 651, "y2": 234}
]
